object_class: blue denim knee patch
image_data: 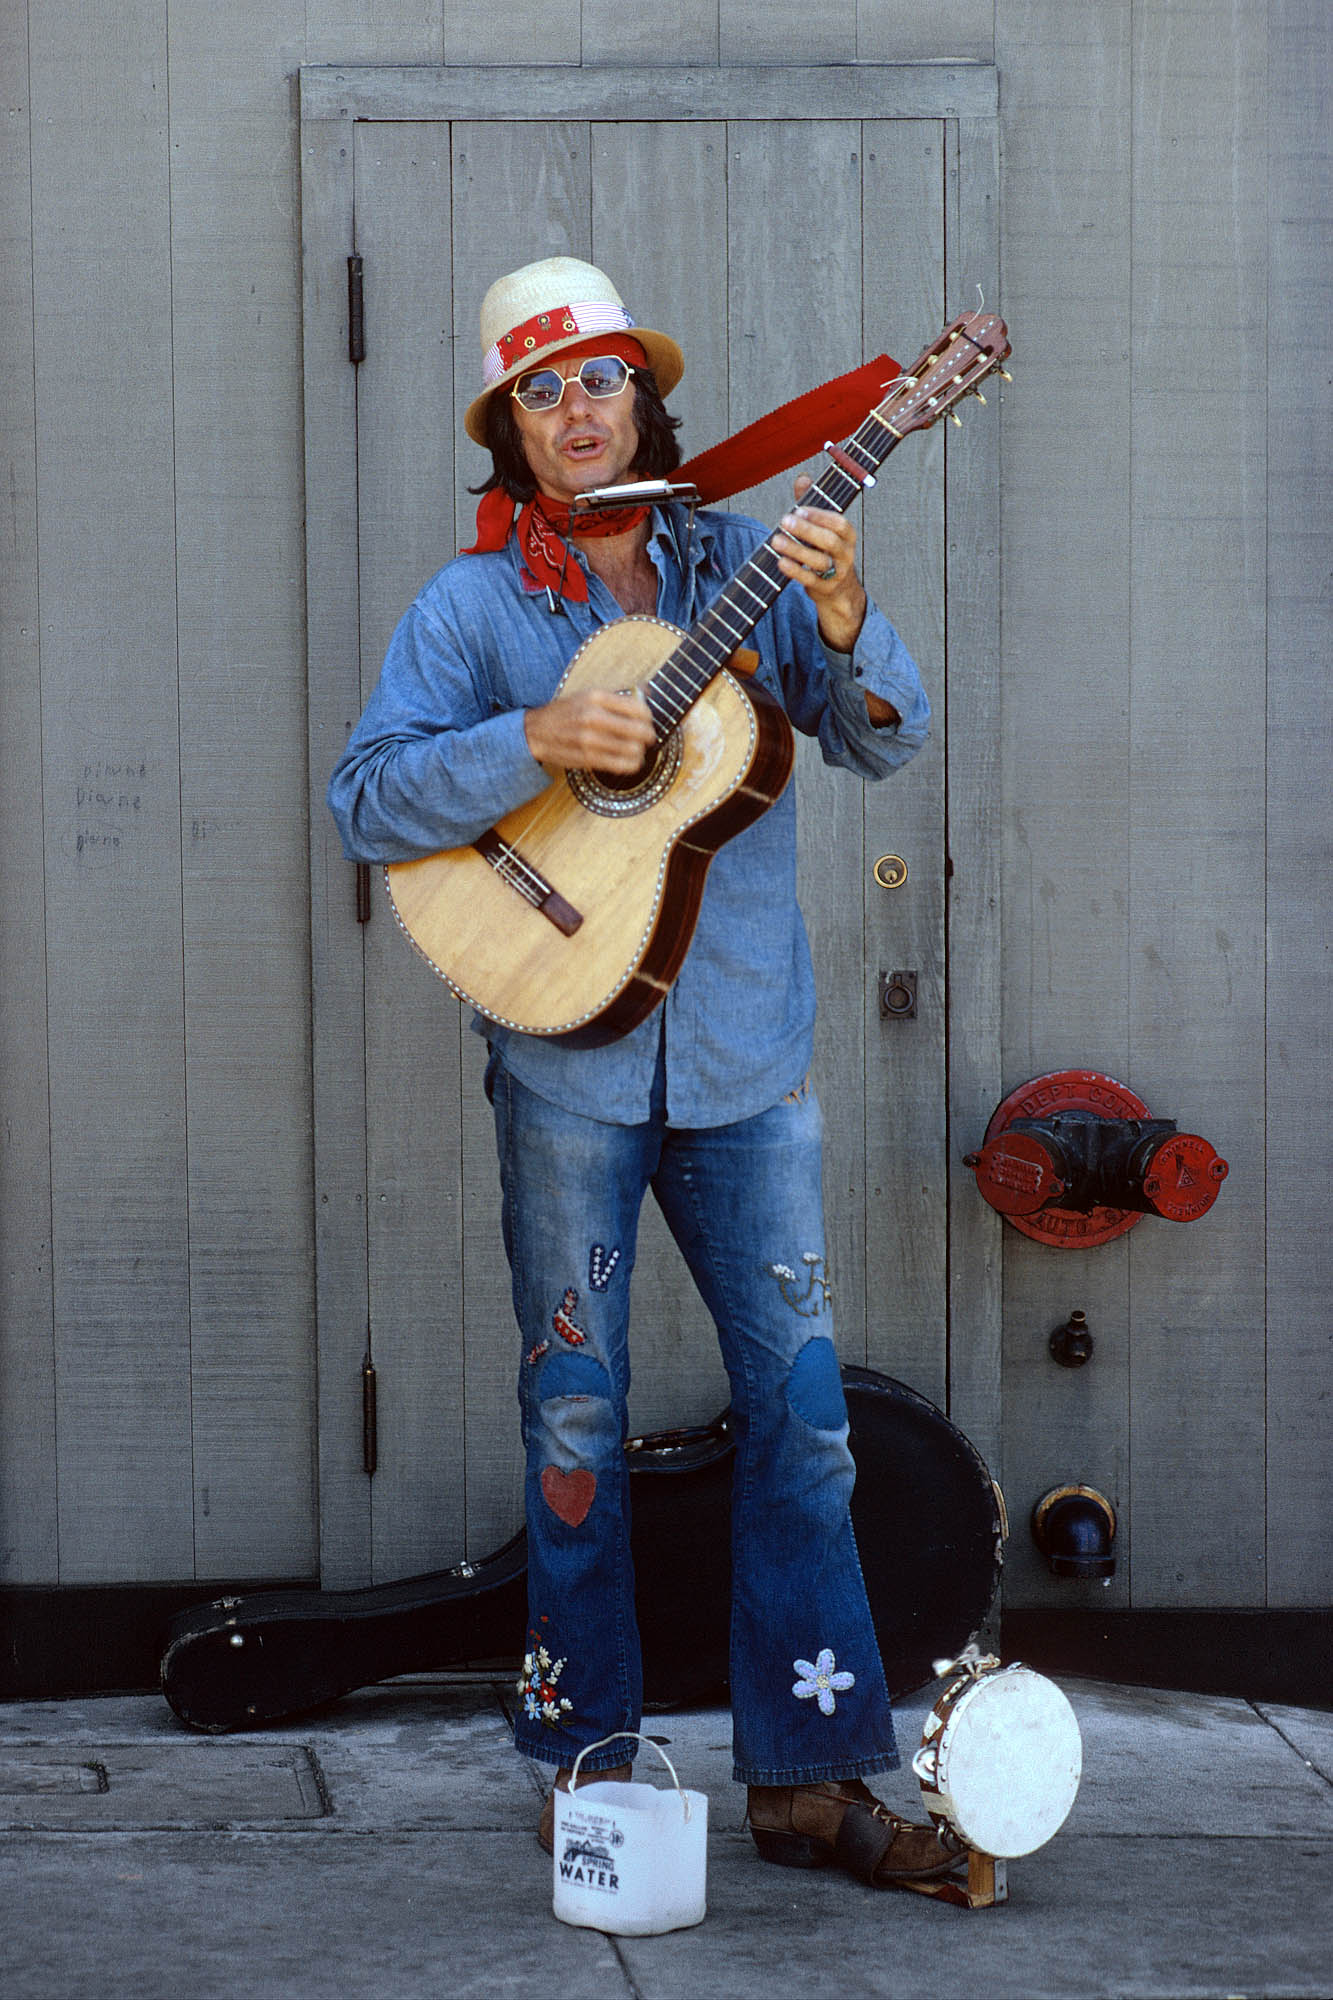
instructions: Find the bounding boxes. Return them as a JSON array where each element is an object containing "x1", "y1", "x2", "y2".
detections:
[
  {"x1": 535, "y1": 1351, "x2": 608, "y2": 1401},
  {"x1": 538, "y1": 1394, "x2": 617, "y2": 1463},
  {"x1": 784, "y1": 1336, "x2": 848, "y2": 1431},
  {"x1": 533, "y1": 1349, "x2": 617, "y2": 1469}
]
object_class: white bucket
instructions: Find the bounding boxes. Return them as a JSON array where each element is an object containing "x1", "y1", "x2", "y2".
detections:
[{"x1": 551, "y1": 1732, "x2": 708, "y2": 1936}]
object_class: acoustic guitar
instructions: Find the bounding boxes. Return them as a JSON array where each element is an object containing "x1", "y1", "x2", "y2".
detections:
[{"x1": 385, "y1": 311, "x2": 1011, "y2": 1044}]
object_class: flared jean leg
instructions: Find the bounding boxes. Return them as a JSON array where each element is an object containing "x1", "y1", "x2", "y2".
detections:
[
  {"x1": 651, "y1": 1086, "x2": 899, "y2": 1785},
  {"x1": 489, "y1": 1057, "x2": 658, "y2": 1773}
]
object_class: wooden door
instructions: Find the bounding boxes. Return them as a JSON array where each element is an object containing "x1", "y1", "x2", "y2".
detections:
[{"x1": 302, "y1": 67, "x2": 1001, "y2": 1585}]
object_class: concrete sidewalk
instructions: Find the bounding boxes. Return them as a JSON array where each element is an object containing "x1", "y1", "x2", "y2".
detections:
[{"x1": 3, "y1": 1675, "x2": 1330, "y2": 1999}]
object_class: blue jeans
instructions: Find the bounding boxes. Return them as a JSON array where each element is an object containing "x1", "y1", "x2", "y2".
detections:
[{"x1": 487, "y1": 1049, "x2": 899, "y2": 1786}]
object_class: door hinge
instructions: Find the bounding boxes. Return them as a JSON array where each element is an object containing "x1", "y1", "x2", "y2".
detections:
[
  {"x1": 348, "y1": 254, "x2": 366, "y2": 365},
  {"x1": 361, "y1": 1349, "x2": 378, "y2": 1476}
]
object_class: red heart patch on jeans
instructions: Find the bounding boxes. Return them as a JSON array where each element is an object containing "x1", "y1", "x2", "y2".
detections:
[{"x1": 540, "y1": 1465, "x2": 597, "y2": 1527}]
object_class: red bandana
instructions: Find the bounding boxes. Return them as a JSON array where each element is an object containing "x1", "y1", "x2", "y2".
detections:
[{"x1": 467, "y1": 490, "x2": 652, "y2": 603}]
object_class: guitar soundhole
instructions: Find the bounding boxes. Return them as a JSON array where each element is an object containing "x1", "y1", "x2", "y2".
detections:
[{"x1": 568, "y1": 729, "x2": 684, "y2": 817}]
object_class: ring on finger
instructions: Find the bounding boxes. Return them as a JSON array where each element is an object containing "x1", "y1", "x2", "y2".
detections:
[{"x1": 817, "y1": 561, "x2": 837, "y2": 581}]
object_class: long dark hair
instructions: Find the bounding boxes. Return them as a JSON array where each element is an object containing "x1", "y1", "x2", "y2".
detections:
[{"x1": 471, "y1": 368, "x2": 683, "y2": 502}]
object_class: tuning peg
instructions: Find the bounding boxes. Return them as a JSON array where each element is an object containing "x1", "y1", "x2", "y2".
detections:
[
  {"x1": 949, "y1": 410, "x2": 963, "y2": 427},
  {"x1": 999, "y1": 368, "x2": 1013, "y2": 383},
  {"x1": 974, "y1": 391, "x2": 987, "y2": 405}
]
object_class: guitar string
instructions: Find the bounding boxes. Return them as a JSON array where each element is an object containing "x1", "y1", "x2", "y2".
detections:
[
  {"x1": 649, "y1": 453, "x2": 868, "y2": 725},
  {"x1": 481, "y1": 838, "x2": 555, "y2": 907}
]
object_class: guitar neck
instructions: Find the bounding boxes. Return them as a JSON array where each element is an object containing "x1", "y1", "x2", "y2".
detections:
[{"x1": 642, "y1": 415, "x2": 905, "y2": 739}]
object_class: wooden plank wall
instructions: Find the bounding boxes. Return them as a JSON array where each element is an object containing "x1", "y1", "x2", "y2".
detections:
[
  {"x1": 31, "y1": 4, "x2": 194, "y2": 1581},
  {"x1": 996, "y1": 0, "x2": 1332, "y2": 1612},
  {"x1": 3, "y1": 0, "x2": 1329, "y2": 1617},
  {"x1": 1265, "y1": 0, "x2": 1333, "y2": 1607},
  {"x1": 860, "y1": 122, "x2": 949, "y2": 1410},
  {"x1": 169, "y1": 2, "x2": 317, "y2": 1578},
  {"x1": 300, "y1": 107, "x2": 370, "y2": 1592},
  {"x1": 1125, "y1": 0, "x2": 1268, "y2": 1607},
  {"x1": 4, "y1": 0, "x2": 319, "y2": 1586},
  {"x1": 352, "y1": 125, "x2": 469, "y2": 1582},
  {"x1": 997, "y1": 0, "x2": 1137, "y2": 1606},
  {"x1": 0, "y1": 0, "x2": 56, "y2": 1582}
]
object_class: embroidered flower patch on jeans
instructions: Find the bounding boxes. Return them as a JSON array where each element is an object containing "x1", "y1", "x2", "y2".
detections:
[
  {"x1": 517, "y1": 1639, "x2": 574, "y2": 1727},
  {"x1": 793, "y1": 1648, "x2": 857, "y2": 1716},
  {"x1": 768, "y1": 1251, "x2": 833, "y2": 1316}
]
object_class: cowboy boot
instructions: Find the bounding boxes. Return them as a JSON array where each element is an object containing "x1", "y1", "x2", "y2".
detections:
[{"x1": 747, "y1": 1777, "x2": 964, "y2": 1884}]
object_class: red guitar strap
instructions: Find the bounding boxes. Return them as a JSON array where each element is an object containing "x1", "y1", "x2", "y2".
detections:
[{"x1": 676, "y1": 353, "x2": 899, "y2": 503}]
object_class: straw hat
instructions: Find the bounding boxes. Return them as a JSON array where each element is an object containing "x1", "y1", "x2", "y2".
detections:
[{"x1": 464, "y1": 255, "x2": 684, "y2": 445}]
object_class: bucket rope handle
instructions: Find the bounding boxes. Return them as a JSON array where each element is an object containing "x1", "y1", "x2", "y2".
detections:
[{"x1": 569, "y1": 1731, "x2": 693, "y2": 1820}]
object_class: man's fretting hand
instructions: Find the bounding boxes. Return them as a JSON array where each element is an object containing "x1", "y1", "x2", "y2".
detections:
[
  {"x1": 774, "y1": 475, "x2": 898, "y2": 726},
  {"x1": 773, "y1": 473, "x2": 869, "y2": 658},
  {"x1": 524, "y1": 687, "x2": 656, "y2": 774}
]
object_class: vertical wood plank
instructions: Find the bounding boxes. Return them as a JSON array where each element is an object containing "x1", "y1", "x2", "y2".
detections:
[
  {"x1": 726, "y1": 119, "x2": 871, "y2": 1363},
  {"x1": 1265, "y1": 0, "x2": 1333, "y2": 1606},
  {"x1": 169, "y1": 1, "x2": 317, "y2": 1579},
  {"x1": 449, "y1": 121, "x2": 592, "y2": 1555},
  {"x1": 592, "y1": 121, "x2": 730, "y2": 494},
  {"x1": 993, "y1": 0, "x2": 1135, "y2": 1607},
  {"x1": 943, "y1": 112, "x2": 1004, "y2": 1479},
  {"x1": 861, "y1": 119, "x2": 948, "y2": 1404},
  {"x1": 0, "y1": 0, "x2": 58, "y2": 1582},
  {"x1": 719, "y1": 0, "x2": 856, "y2": 65},
  {"x1": 856, "y1": 0, "x2": 994, "y2": 62},
  {"x1": 593, "y1": 121, "x2": 733, "y2": 1434},
  {"x1": 31, "y1": 0, "x2": 193, "y2": 1580},
  {"x1": 304, "y1": 2, "x2": 444, "y2": 63},
  {"x1": 580, "y1": 0, "x2": 718, "y2": 66},
  {"x1": 353, "y1": 121, "x2": 468, "y2": 1579},
  {"x1": 450, "y1": 122, "x2": 595, "y2": 538},
  {"x1": 1126, "y1": 0, "x2": 1268, "y2": 1607},
  {"x1": 443, "y1": 1, "x2": 578, "y2": 65},
  {"x1": 302, "y1": 109, "x2": 372, "y2": 1588}
]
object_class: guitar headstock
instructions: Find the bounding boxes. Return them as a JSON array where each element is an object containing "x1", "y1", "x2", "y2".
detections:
[{"x1": 874, "y1": 311, "x2": 1011, "y2": 439}]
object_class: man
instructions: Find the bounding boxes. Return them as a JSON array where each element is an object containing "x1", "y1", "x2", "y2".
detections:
[{"x1": 328, "y1": 256, "x2": 957, "y2": 1888}]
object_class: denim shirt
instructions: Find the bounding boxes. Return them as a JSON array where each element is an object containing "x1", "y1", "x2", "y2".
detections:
[{"x1": 327, "y1": 503, "x2": 930, "y2": 1127}]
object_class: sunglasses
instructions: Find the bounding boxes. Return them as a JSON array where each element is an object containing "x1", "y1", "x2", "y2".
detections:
[{"x1": 510, "y1": 354, "x2": 635, "y2": 413}]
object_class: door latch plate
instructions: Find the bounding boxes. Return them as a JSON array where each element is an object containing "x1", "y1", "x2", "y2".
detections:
[{"x1": 880, "y1": 970, "x2": 917, "y2": 1019}]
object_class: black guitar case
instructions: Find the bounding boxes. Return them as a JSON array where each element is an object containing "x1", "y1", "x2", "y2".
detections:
[{"x1": 161, "y1": 1367, "x2": 1003, "y2": 1732}]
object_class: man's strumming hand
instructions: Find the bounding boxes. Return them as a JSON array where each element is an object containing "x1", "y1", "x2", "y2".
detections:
[{"x1": 524, "y1": 687, "x2": 656, "y2": 774}]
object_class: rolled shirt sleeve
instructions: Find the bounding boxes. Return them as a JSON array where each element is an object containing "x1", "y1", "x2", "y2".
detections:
[
  {"x1": 328, "y1": 594, "x2": 552, "y2": 863},
  {"x1": 818, "y1": 607, "x2": 932, "y2": 769}
]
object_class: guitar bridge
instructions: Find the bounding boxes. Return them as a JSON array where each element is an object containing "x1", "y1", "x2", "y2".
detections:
[{"x1": 471, "y1": 829, "x2": 583, "y2": 937}]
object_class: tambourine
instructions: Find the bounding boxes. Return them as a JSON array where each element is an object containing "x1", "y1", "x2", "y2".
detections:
[{"x1": 911, "y1": 1651, "x2": 1082, "y2": 1858}]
